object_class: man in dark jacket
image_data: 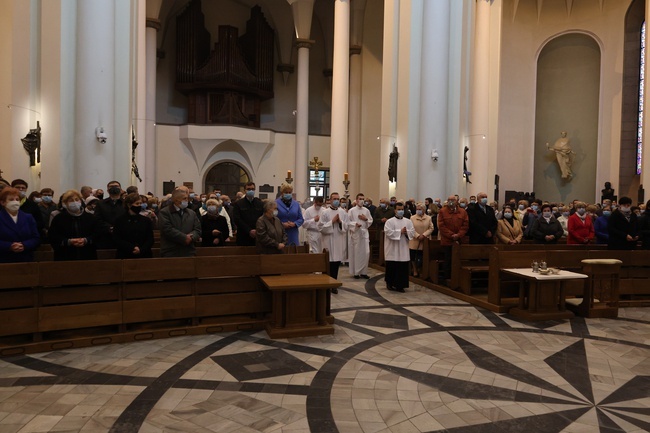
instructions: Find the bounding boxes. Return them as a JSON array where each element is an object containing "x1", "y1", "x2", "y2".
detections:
[
  {"x1": 608, "y1": 196, "x2": 638, "y2": 250},
  {"x1": 467, "y1": 192, "x2": 497, "y2": 244},
  {"x1": 94, "y1": 180, "x2": 126, "y2": 248},
  {"x1": 158, "y1": 189, "x2": 201, "y2": 257},
  {"x1": 233, "y1": 182, "x2": 264, "y2": 246}
]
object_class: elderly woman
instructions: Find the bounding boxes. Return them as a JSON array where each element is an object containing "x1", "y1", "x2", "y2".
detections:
[
  {"x1": 567, "y1": 201, "x2": 595, "y2": 245},
  {"x1": 256, "y1": 200, "x2": 287, "y2": 254},
  {"x1": 275, "y1": 183, "x2": 303, "y2": 246},
  {"x1": 0, "y1": 187, "x2": 41, "y2": 262},
  {"x1": 112, "y1": 193, "x2": 154, "y2": 258},
  {"x1": 408, "y1": 202, "x2": 434, "y2": 278},
  {"x1": 530, "y1": 204, "x2": 564, "y2": 244},
  {"x1": 49, "y1": 190, "x2": 105, "y2": 260},
  {"x1": 201, "y1": 198, "x2": 229, "y2": 247},
  {"x1": 496, "y1": 205, "x2": 523, "y2": 244},
  {"x1": 594, "y1": 205, "x2": 612, "y2": 245}
]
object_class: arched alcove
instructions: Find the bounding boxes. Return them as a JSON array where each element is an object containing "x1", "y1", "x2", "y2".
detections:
[
  {"x1": 204, "y1": 161, "x2": 250, "y2": 196},
  {"x1": 534, "y1": 33, "x2": 601, "y2": 202}
]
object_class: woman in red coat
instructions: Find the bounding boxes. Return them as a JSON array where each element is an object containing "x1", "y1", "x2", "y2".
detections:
[{"x1": 567, "y1": 201, "x2": 595, "y2": 244}]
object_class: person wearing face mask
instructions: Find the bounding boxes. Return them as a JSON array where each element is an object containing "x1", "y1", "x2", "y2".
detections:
[
  {"x1": 635, "y1": 200, "x2": 650, "y2": 249},
  {"x1": 556, "y1": 206, "x2": 570, "y2": 238},
  {"x1": 219, "y1": 195, "x2": 235, "y2": 239},
  {"x1": 233, "y1": 182, "x2": 264, "y2": 246},
  {"x1": 567, "y1": 201, "x2": 594, "y2": 245},
  {"x1": 409, "y1": 202, "x2": 433, "y2": 278},
  {"x1": 467, "y1": 192, "x2": 498, "y2": 245},
  {"x1": 515, "y1": 200, "x2": 528, "y2": 223},
  {"x1": 10, "y1": 179, "x2": 44, "y2": 237},
  {"x1": 523, "y1": 199, "x2": 543, "y2": 239},
  {"x1": 496, "y1": 205, "x2": 523, "y2": 244},
  {"x1": 255, "y1": 200, "x2": 287, "y2": 254},
  {"x1": 200, "y1": 198, "x2": 229, "y2": 247},
  {"x1": 348, "y1": 193, "x2": 373, "y2": 279},
  {"x1": 158, "y1": 189, "x2": 201, "y2": 257},
  {"x1": 607, "y1": 196, "x2": 639, "y2": 250},
  {"x1": 275, "y1": 183, "x2": 304, "y2": 246},
  {"x1": 530, "y1": 204, "x2": 563, "y2": 244},
  {"x1": 302, "y1": 196, "x2": 325, "y2": 253},
  {"x1": 0, "y1": 187, "x2": 40, "y2": 262},
  {"x1": 458, "y1": 198, "x2": 469, "y2": 210},
  {"x1": 94, "y1": 180, "x2": 127, "y2": 249},
  {"x1": 112, "y1": 193, "x2": 154, "y2": 258},
  {"x1": 318, "y1": 192, "x2": 349, "y2": 285},
  {"x1": 49, "y1": 190, "x2": 105, "y2": 261},
  {"x1": 594, "y1": 205, "x2": 612, "y2": 245},
  {"x1": 384, "y1": 202, "x2": 416, "y2": 292},
  {"x1": 438, "y1": 195, "x2": 469, "y2": 283}
]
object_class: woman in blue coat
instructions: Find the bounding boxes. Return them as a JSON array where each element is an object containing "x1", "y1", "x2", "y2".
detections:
[
  {"x1": 275, "y1": 183, "x2": 304, "y2": 246},
  {"x1": 0, "y1": 187, "x2": 40, "y2": 262}
]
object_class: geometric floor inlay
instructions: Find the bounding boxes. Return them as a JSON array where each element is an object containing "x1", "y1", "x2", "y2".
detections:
[{"x1": 0, "y1": 267, "x2": 649, "y2": 432}]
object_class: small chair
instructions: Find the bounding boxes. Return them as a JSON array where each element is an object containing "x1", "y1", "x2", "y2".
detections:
[{"x1": 566, "y1": 259, "x2": 621, "y2": 318}]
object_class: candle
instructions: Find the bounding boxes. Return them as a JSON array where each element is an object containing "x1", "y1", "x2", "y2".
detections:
[
  {"x1": 344, "y1": 172, "x2": 349, "y2": 181},
  {"x1": 287, "y1": 170, "x2": 292, "y2": 178}
]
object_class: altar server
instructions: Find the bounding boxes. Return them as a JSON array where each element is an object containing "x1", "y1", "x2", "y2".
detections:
[
  {"x1": 318, "y1": 192, "x2": 349, "y2": 291},
  {"x1": 302, "y1": 196, "x2": 324, "y2": 253},
  {"x1": 384, "y1": 202, "x2": 415, "y2": 292},
  {"x1": 348, "y1": 193, "x2": 373, "y2": 279}
]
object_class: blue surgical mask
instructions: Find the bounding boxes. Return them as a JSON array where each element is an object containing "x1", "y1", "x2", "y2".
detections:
[
  {"x1": 332, "y1": 200, "x2": 340, "y2": 208},
  {"x1": 341, "y1": 203, "x2": 348, "y2": 209},
  {"x1": 416, "y1": 209, "x2": 423, "y2": 216},
  {"x1": 189, "y1": 193, "x2": 196, "y2": 199},
  {"x1": 603, "y1": 211, "x2": 611, "y2": 217},
  {"x1": 531, "y1": 205, "x2": 539, "y2": 211},
  {"x1": 396, "y1": 210, "x2": 404, "y2": 218},
  {"x1": 272, "y1": 210, "x2": 278, "y2": 217},
  {"x1": 66, "y1": 202, "x2": 82, "y2": 213},
  {"x1": 543, "y1": 211, "x2": 552, "y2": 218},
  {"x1": 390, "y1": 200, "x2": 396, "y2": 206},
  {"x1": 34, "y1": 197, "x2": 42, "y2": 203},
  {"x1": 180, "y1": 200, "x2": 188, "y2": 209},
  {"x1": 380, "y1": 203, "x2": 387, "y2": 209},
  {"x1": 246, "y1": 190, "x2": 255, "y2": 198},
  {"x1": 470, "y1": 200, "x2": 476, "y2": 204},
  {"x1": 518, "y1": 204, "x2": 524, "y2": 210},
  {"x1": 562, "y1": 212, "x2": 570, "y2": 217},
  {"x1": 460, "y1": 203, "x2": 466, "y2": 208},
  {"x1": 577, "y1": 208, "x2": 586, "y2": 215},
  {"x1": 480, "y1": 198, "x2": 488, "y2": 205},
  {"x1": 283, "y1": 194, "x2": 292, "y2": 201},
  {"x1": 42, "y1": 196, "x2": 53, "y2": 204},
  {"x1": 216, "y1": 193, "x2": 221, "y2": 198},
  {"x1": 503, "y1": 212, "x2": 513, "y2": 218},
  {"x1": 141, "y1": 203, "x2": 148, "y2": 210}
]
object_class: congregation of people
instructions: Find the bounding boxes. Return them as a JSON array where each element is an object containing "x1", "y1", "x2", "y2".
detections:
[{"x1": 2, "y1": 175, "x2": 649, "y2": 295}]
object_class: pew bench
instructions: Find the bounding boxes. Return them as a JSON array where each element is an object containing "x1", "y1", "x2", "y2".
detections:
[
  {"x1": 0, "y1": 250, "x2": 332, "y2": 356},
  {"x1": 450, "y1": 245, "x2": 496, "y2": 294},
  {"x1": 421, "y1": 239, "x2": 444, "y2": 283}
]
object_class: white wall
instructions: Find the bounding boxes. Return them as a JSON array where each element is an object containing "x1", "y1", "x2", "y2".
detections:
[{"x1": 497, "y1": 0, "x2": 630, "y2": 203}]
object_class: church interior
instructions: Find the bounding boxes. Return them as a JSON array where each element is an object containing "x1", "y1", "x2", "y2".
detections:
[{"x1": 0, "y1": 0, "x2": 649, "y2": 432}]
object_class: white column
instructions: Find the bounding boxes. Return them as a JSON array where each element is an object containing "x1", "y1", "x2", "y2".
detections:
[
  {"x1": 295, "y1": 40, "x2": 312, "y2": 202},
  {"x1": 145, "y1": 20, "x2": 160, "y2": 194},
  {"x1": 75, "y1": 1, "x2": 115, "y2": 187},
  {"x1": 330, "y1": 0, "x2": 350, "y2": 196},
  {"x1": 347, "y1": 0, "x2": 366, "y2": 194},
  {"x1": 467, "y1": 0, "x2": 490, "y2": 196},
  {"x1": 417, "y1": 0, "x2": 450, "y2": 199},
  {"x1": 348, "y1": 46, "x2": 362, "y2": 194},
  {"x1": 379, "y1": 0, "x2": 399, "y2": 200}
]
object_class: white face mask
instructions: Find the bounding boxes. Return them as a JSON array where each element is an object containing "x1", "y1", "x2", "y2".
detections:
[{"x1": 5, "y1": 200, "x2": 20, "y2": 213}]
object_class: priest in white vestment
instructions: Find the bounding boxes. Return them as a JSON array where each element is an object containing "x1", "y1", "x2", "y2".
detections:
[
  {"x1": 318, "y1": 193, "x2": 349, "y2": 291},
  {"x1": 348, "y1": 193, "x2": 373, "y2": 279},
  {"x1": 302, "y1": 196, "x2": 324, "y2": 253},
  {"x1": 384, "y1": 202, "x2": 416, "y2": 292}
]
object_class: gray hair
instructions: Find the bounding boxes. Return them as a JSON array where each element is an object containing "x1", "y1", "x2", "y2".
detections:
[{"x1": 263, "y1": 200, "x2": 277, "y2": 212}]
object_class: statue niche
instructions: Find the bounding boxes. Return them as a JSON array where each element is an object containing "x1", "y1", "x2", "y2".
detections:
[{"x1": 176, "y1": 0, "x2": 274, "y2": 127}]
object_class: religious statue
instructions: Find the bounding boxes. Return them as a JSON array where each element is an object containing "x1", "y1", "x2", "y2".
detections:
[
  {"x1": 388, "y1": 145, "x2": 399, "y2": 182},
  {"x1": 463, "y1": 146, "x2": 472, "y2": 184},
  {"x1": 21, "y1": 121, "x2": 41, "y2": 167},
  {"x1": 546, "y1": 131, "x2": 575, "y2": 180}
]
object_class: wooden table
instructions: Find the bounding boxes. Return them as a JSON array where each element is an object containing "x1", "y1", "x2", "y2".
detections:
[
  {"x1": 260, "y1": 274, "x2": 341, "y2": 339},
  {"x1": 502, "y1": 268, "x2": 587, "y2": 321}
]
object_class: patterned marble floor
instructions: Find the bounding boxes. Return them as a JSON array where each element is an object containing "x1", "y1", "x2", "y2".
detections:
[{"x1": 0, "y1": 268, "x2": 649, "y2": 433}]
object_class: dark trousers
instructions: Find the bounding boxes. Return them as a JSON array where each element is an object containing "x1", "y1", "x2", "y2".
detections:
[
  {"x1": 330, "y1": 261, "x2": 341, "y2": 279},
  {"x1": 385, "y1": 261, "x2": 409, "y2": 290}
]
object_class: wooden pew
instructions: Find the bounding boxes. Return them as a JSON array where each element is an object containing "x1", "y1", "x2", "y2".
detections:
[
  {"x1": 38, "y1": 261, "x2": 123, "y2": 334},
  {"x1": 0, "y1": 250, "x2": 332, "y2": 356},
  {"x1": 0, "y1": 263, "x2": 40, "y2": 341},
  {"x1": 450, "y1": 244, "x2": 497, "y2": 294},
  {"x1": 421, "y1": 238, "x2": 444, "y2": 283}
]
